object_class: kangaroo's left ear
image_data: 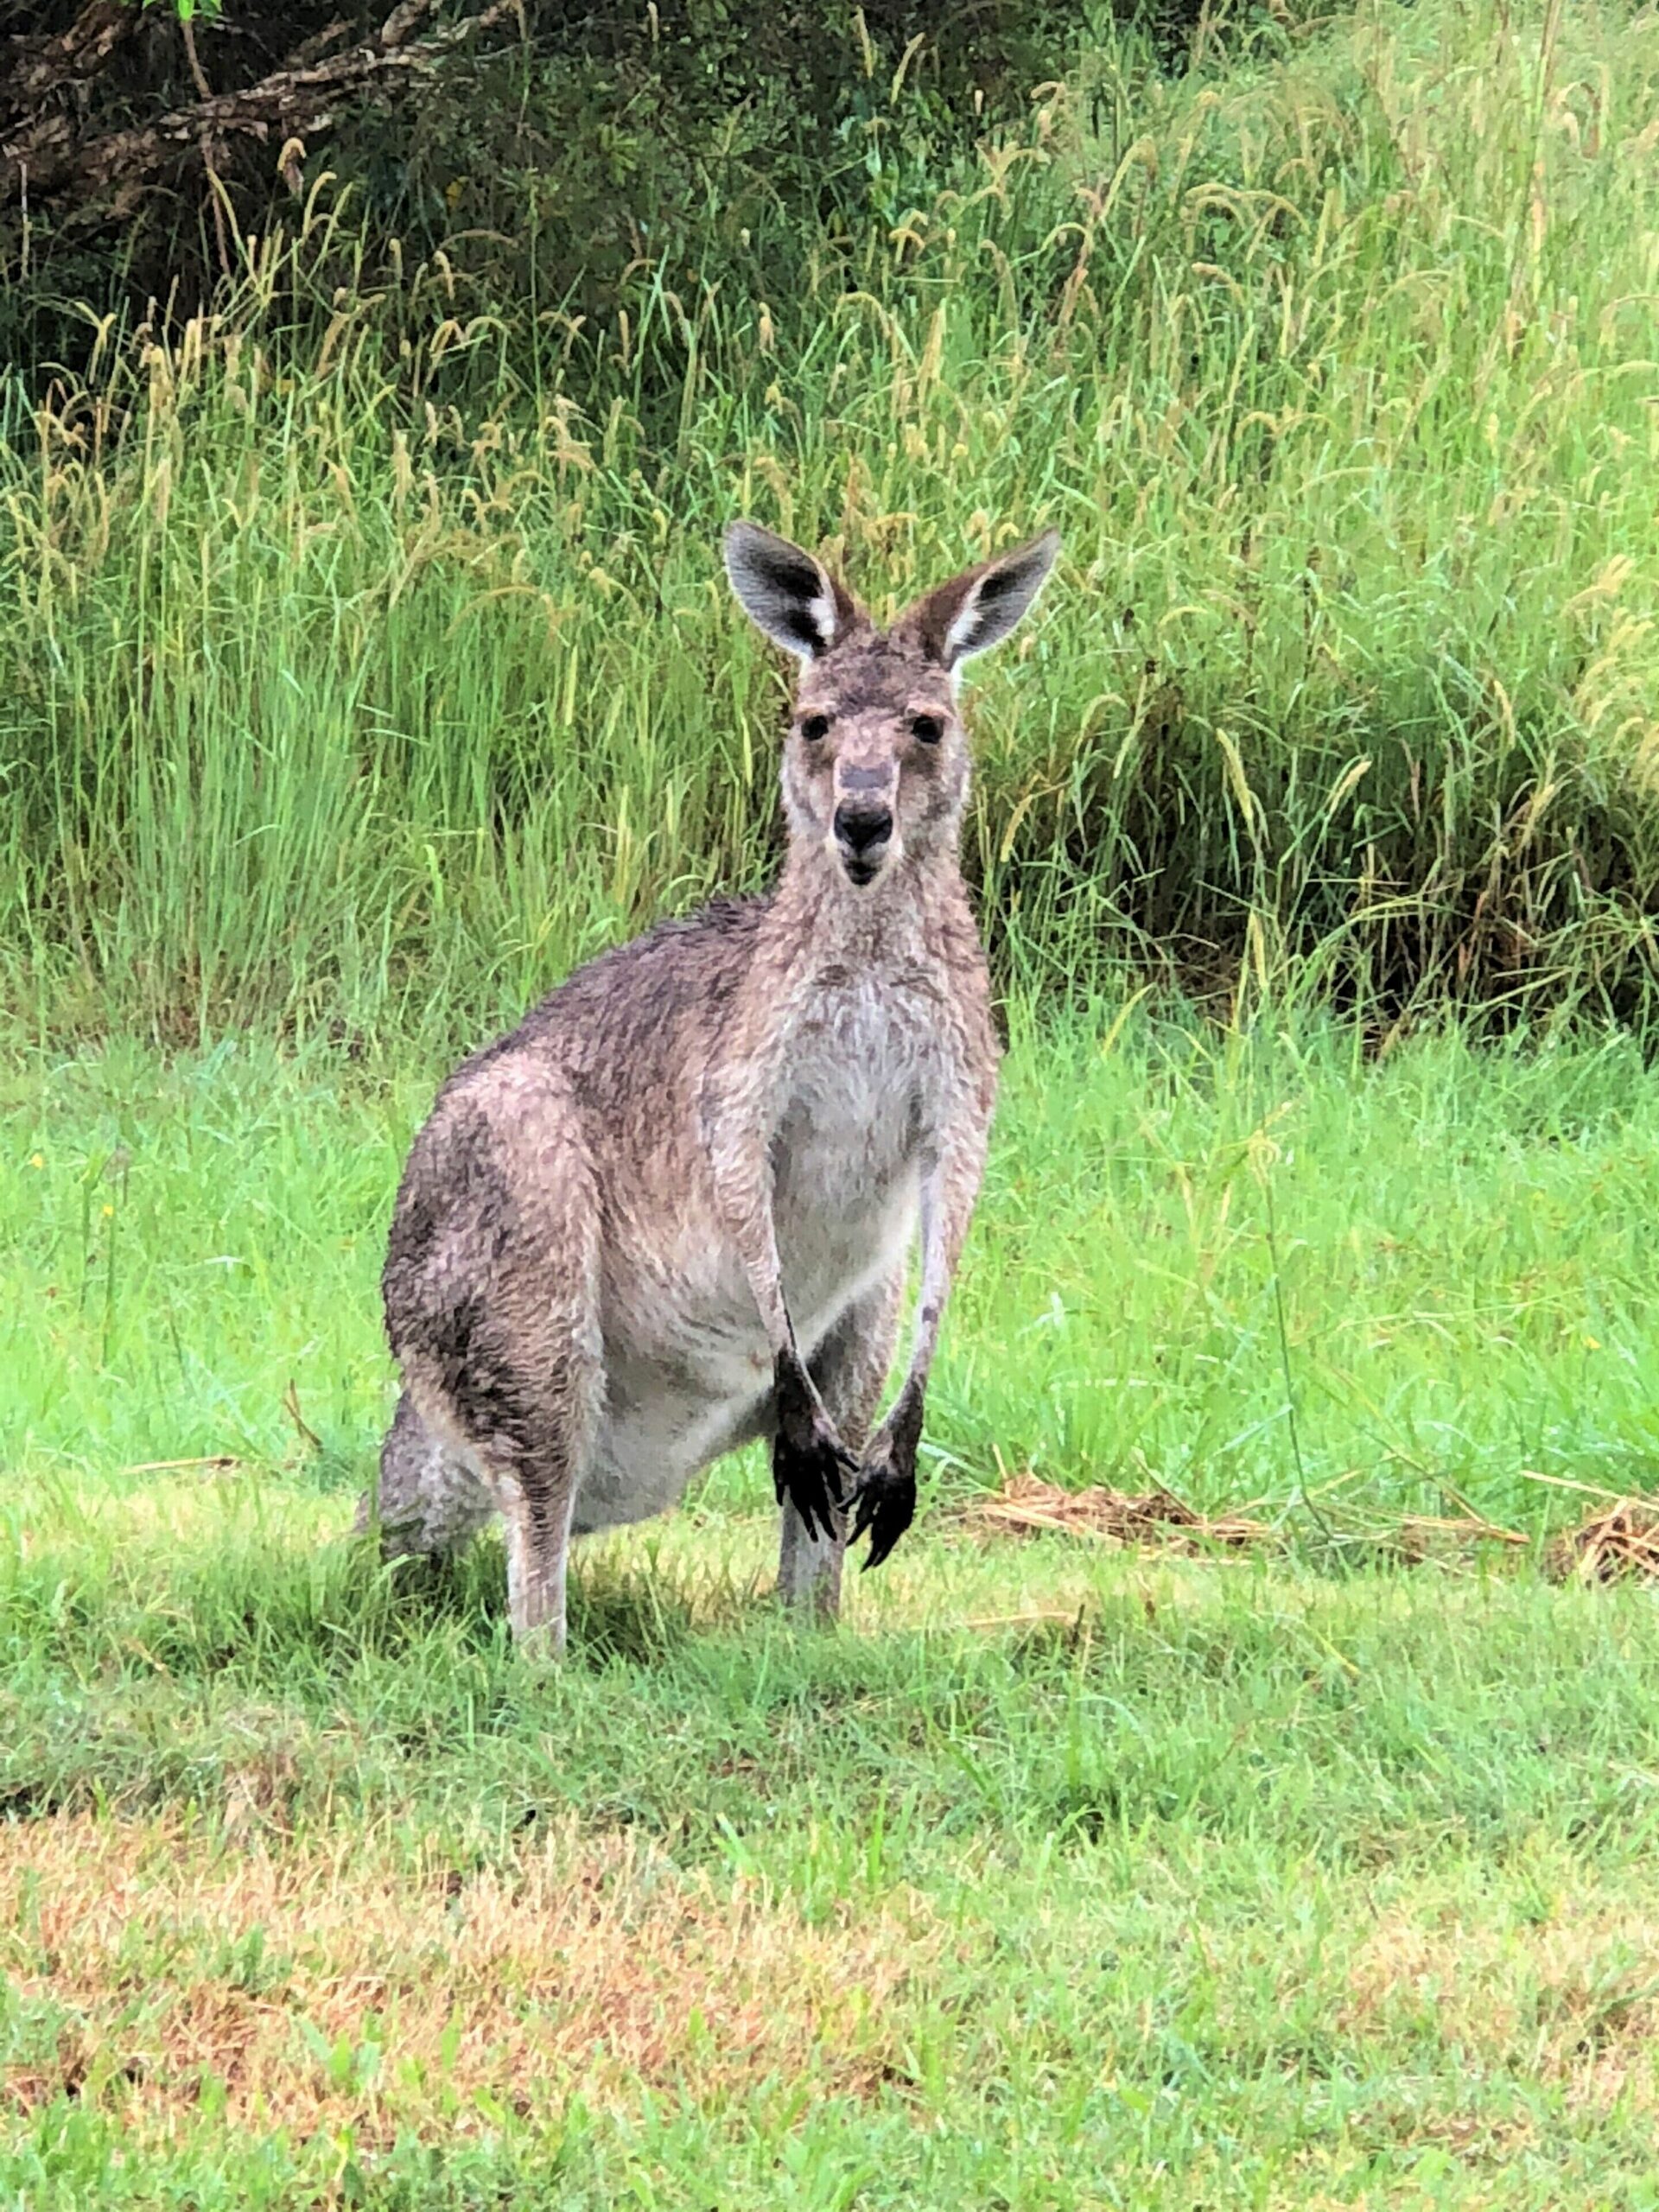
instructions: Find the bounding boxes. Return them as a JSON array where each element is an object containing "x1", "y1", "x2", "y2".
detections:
[{"x1": 895, "y1": 528, "x2": 1061, "y2": 670}]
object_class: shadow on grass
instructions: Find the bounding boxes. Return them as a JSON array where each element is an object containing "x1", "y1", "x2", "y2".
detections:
[
  {"x1": 374, "y1": 1528, "x2": 773, "y2": 1667},
  {"x1": 0, "y1": 1510, "x2": 782, "y2": 1688},
  {"x1": 8, "y1": 1509, "x2": 1659, "y2": 1867}
]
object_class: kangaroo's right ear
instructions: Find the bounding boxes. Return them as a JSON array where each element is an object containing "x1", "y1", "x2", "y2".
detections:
[{"x1": 724, "y1": 522, "x2": 857, "y2": 660}]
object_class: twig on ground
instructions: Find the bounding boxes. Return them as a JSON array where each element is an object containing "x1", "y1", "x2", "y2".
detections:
[
  {"x1": 955, "y1": 1472, "x2": 1541, "y2": 1567},
  {"x1": 954, "y1": 1473, "x2": 1274, "y2": 1552},
  {"x1": 1544, "y1": 1497, "x2": 1659, "y2": 1585}
]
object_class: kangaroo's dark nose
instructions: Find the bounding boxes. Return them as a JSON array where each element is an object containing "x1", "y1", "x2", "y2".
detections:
[{"x1": 834, "y1": 802, "x2": 893, "y2": 856}]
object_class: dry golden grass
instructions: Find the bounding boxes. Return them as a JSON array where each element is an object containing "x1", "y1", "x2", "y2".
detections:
[
  {"x1": 954, "y1": 1471, "x2": 1274, "y2": 1551},
  {"x1": 0, "y1": 1815, "x2": 936, "y2": 2140},
  {"x1": 1342, "y1": 1902, "x2": 1659, "y2": 2113}
]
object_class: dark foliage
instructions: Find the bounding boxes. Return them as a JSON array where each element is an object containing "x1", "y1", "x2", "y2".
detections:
[{"x1": 1, "y1": 0, "x2": 1220, "y2": 376}]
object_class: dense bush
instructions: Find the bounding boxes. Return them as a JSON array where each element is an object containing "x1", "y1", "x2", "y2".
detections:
[{"x1": 3, "y1": 0, "x2": 1153, "y2": 369}]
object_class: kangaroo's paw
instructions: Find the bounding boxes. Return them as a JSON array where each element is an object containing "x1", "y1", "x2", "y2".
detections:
[
  {"x1": 772, "y1": 1349, "x2": 856, "y2": 1543},
  {"x1": 849, "y1": 1383, "x2": 924, "y2": 1571}
]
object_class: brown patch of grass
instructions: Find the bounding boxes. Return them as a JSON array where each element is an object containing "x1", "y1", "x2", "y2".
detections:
[
  {"x1": 1377, "y1": 1512, "x2": 1529, "y2": 1562},
  {"x1": 953, "y1": 1472, "x2": 1273, "y2": 1553},
  {"x1": 954, "y1": 1477, "x2": 1545, "y2": 1576},
  {"x1": 0, "y1": 1815, "x2": 935, "y2": 2139},
  {"x1": 1545, "y1": 1497, "x2": 1659, "y2": 1584},
  {"x1": 1340, "y1": 1904, "x2": 1659, "y2": 2111}
]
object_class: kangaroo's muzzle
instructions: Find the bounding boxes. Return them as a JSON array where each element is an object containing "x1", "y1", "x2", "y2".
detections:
[{"x1": 833, "y1": 799, "x2": 894, "y2": 885}]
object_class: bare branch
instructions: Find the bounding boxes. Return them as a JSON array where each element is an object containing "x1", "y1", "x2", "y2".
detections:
[
  {"x1": 1, "y1": 0, "x2": 518, "y2": 213},
  {"x1": 1, "y1": 0, "x2": 138, "y2": 133}
]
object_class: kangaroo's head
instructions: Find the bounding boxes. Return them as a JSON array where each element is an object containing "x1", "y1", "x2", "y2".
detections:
[{"x1": 724, "y1": 523, "x2": 1059, "y2": 892}]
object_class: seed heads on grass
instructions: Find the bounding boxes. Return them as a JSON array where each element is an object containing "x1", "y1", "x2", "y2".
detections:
[{"x1": 9, "y1": 3, "x2": 1659, "y2": 1037}]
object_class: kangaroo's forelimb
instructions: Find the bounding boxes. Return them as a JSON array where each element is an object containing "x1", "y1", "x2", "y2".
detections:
[
  {"x1": 778, "y1": 1269, "x2": 906, "y2": 1614},
  {"x1": 849, "y1": 1098, "x2": 993, "y2": 1569},
  {"x1": 701, "y1": 1035, "x2": 861, "y2": 1545}
]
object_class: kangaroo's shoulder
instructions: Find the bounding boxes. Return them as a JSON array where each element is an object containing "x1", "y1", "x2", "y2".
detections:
[{"x1": 445, "y1": 891, "x2": 774, "y2": 1095}]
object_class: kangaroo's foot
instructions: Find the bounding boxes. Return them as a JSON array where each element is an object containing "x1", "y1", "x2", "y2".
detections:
[
  {"x1": 500, "y1": 1483, "x2": 577, "y2": 1658},
  {"x1": 778, "y1": 1497, "x2": 844, "y2": 1619}
]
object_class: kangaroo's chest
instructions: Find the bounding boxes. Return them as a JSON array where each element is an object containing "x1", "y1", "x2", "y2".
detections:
[
  {"x1": 585, "y1": 969, "x2": 955, "y2": 1518},
  {"x1": 772, "y1": 967, "x2": 947, "y2": 1243}
]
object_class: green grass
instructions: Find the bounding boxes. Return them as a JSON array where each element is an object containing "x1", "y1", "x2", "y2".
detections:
[
  {"x1": 7, "y1": 1006, "x2": 1659, "y2": 1528},
  {"x1": 8, "y1": 0, "x2": 1659, "y2": 1037},
  {"x1": 6, "y1": 1007, "x2": 1659, "y2": 2201},
  {"x1": 8, "y1": 1, "x2": 1659, "y2": 2198},
  {"x1": 6, "y1": 1480, "x2": 1659, "y2": 2205}
]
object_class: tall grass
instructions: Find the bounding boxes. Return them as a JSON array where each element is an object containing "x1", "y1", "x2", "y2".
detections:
[{"x1": 5, "y1": 0, "x2": 1659, "y2": 1042}]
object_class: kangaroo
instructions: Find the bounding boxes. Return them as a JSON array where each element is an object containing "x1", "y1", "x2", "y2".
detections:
[{"x1": 364, "y1": 521, "x2": 1059, "y2": 1649}]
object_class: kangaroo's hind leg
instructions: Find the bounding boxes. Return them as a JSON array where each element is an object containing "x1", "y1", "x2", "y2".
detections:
[
  {"x1": 357, "y1": 1390, "x2": 497, "y2": 1559},
  {"x1": 387, "y1": 1080, "x2": 603, "y2": 1653},
  {"x1": 778, "y1": 1266, "x2": 905, "y2": 1620}
]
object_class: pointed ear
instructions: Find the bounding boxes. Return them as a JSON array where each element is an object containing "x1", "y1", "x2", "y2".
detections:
[
  {"x1": 896, "y1": 529, "x2": 1061, "y2": 670},
  {"x1": 723, "y1": 521, "x2": 858, "y2": 660}
]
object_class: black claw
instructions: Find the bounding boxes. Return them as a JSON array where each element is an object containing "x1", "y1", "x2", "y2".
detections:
[
  {"x1": 849, "y1": 1468, "x2": 916, "y2": 1571},
  {"x1": 849, "y1": 1383, "x2": 925, "y2": 1570},
  {"x1": 772, "y1": 1430, "x2": 847, "y2": 1541},
  {"x1": 861, "y1": 1494, "x2": 914, "y2": 1570},
  {"x1": 772, "y1": 1344, "x2": 855, "y2": 1541}
]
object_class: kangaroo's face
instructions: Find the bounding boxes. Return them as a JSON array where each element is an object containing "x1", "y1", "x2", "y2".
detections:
[
  {"x1": 725, "y1": 524, "x2": 1059, "y2": 892},
  {"x1": 785, "y1": 641, "x2": 961, "y2": 886}
]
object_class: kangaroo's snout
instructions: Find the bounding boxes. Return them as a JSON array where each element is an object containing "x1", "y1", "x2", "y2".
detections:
[{"x1": 833, "y1": 800, "x2": 894, "y2": 884}]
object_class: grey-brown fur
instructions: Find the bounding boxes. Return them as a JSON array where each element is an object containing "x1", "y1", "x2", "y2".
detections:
[{"x1": 365, "y1": 521, "x2": 1060, "y2": 1649}]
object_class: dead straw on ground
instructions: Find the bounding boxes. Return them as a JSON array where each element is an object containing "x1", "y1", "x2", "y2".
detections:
[{"x1": 955, "y1": 1471, "x2": 1659, "y2": 1588}]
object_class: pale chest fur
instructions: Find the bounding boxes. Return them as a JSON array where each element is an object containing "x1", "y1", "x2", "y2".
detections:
[
  {"x1": 583, "y1": 973, "x2": 949, "y2": 1526},
  {"x1": 771, "y1": 959, "x2": 954, "y2": 1285}
]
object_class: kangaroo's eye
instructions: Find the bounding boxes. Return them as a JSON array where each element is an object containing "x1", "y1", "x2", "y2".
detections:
[
  {"x1": 911, "y1": 714, "x2": 944, "y2": 745},
  {"x1": 800, "y1": 714, "x2": 830, "y2": 742}
]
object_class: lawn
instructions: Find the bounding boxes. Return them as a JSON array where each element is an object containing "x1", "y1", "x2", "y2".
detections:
[
  {"x1": 5, "y1": 1008, "x2": 1659, "y2": 2206},
  {"x1": 6, "y1": 1491, "x2": 1659, "y2": 2207},
  {"x1": 6, "y1": 1006, "x2": 1659, "y2": 1524}
]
